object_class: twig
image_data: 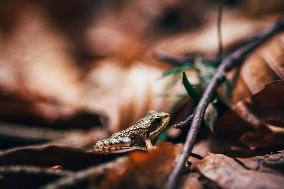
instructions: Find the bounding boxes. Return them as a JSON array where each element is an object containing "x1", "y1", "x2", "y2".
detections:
[
  {"x1": 40, "y1": 158, "x2": 127, "y2": 189},
  {"x1": 164, "y1": 17, "x2": 284, "y2": 189},
  {"x1": 174, "y1": 114, "x2": 193, "y2": 129},
  {"x1": 40, "y1": 166, "x2": 98, "y2": 189}
]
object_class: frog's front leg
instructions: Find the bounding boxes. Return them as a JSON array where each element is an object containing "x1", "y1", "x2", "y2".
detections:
[{"x1": 145, "y1": 139, "x2": 157, "y2": 151}]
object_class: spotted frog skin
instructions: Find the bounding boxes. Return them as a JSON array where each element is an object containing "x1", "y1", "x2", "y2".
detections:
[{"x1": 94, "y1": 111, "x2": 170, "y2": 153}]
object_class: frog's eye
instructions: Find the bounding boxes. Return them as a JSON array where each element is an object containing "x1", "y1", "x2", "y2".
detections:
[
  {"x1": 146, "y1": 117, "x2": 162, "y2": 136},
  {"x1": 155, "y1": 116, "x2": 163, "y2": 122},
  {"x1": 150, "y1": 117, "x2": 162, "y2": 128}
]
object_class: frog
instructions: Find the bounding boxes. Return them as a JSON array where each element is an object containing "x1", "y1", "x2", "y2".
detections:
[{"x1": 93, "y1": 111, "x2": 170, "y2": 153}]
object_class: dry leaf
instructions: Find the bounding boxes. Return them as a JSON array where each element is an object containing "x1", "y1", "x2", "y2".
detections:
[
  {"x1": 236, "y1": 150, "x2": 284, "y2": 174},
  {"x1": 215, "y1": 81, "x2": 284, "y2": 152},
  {"x1": 194, "y1": 153, "x2": 284, "y2": 189},
  {"x1": 231, "y1": 32, "x2": 284, "y2": 104}
]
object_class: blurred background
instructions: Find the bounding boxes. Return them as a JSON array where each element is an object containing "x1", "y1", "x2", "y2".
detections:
[{"x1": 0, "y1": 0, "x2": 283, "y2": 151}]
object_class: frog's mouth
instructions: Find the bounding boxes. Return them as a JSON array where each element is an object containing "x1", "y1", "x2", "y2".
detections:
[
  {"x1": 94, "y1": 139, "x2": 148, "y2": 153},
  {"x1": 94, "y1": 140, "x2": 132, "y2": 153}
]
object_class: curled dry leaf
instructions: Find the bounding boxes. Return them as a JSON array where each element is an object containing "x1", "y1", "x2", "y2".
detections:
[
  {"x1": 215, "y1": 80, "x2": 284, "y2": 152},
  {"x1": 245, "y1": 80, "x2": 284, "y2": 127},
  {"x1": 240, "y1": 126, "x2": 284, "y2": 151},
  {"x1": 193, "y1": 153, "x2": 284, "y2": 189},
  {"x1": 231, "y1": 32, "x2": 284, "y2": 103},
  {"x1": 236, "y1": 150, "x2": 284, "y2": 174}
]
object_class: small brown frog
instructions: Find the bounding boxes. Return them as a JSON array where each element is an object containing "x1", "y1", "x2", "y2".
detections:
[{"x1": 94, "y1": 111, "x2": 170, "y2": 153}]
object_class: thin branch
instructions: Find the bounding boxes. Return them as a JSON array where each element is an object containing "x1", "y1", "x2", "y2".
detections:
[
  {"x1": 174, "y1": 114, "x2": 193, "y2": 129},
  {"x1": 164, "y1": 17, "x2": 284, "y2": 189},
  {"x1": 40, "y1": 158, "x2": 125, "y2": 189},
  {"x1": 40, "y1": 167, "x2": 96, "y2": 189}
]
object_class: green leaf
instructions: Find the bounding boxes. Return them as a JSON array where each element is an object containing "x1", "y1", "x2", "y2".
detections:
[
  {"x1": 182, "y1": 72, "x2": 200, "y2": 102},
  {"x1": 161, "y1": 64, "x2": 192, "y2": 78}
]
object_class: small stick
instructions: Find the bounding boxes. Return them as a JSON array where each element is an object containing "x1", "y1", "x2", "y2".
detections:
[
  {"x1": 39, "y1": 159, "x2": 126, "y2": 189},
  {"x1": 174, "y1": 114, "x2": 193, "y2": 129},
  {"x1": 164, "y1": 17, "x2": 284, "y2": 189}
]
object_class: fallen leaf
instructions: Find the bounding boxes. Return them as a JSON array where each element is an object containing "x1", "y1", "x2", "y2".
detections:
[
  {"x1": 236, "y1": 150, "x2": 284, "y2": 174},
  {"x1": 245, "y1": 80, "x2": 284, "y2": 127},
  {"x1": 214, "y1": 81, "x2": 284, "y2": 152},
  {"x1": 231, "y1": 32, "x2": 284, "y2": 104},
  {"x1": 194, "y1": 153, "x2": 284, "y2": 189}
]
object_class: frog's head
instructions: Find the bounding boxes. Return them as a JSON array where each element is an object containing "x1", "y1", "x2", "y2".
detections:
[{"x1": 144, "y1": 111, "x2": 170, "y2": 139}]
